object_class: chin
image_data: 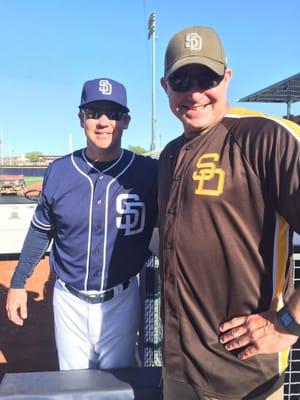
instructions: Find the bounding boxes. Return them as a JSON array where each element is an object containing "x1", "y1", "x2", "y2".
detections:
[
  {"x1": 97, "y1": 145, "x2": 112, "y2": 151},
  {"x1": 184, "y1": 119, "x2": 207, "y2": 131},
  {"x1": 95, "y1": 140, "x2": 112, "y2": 149}
]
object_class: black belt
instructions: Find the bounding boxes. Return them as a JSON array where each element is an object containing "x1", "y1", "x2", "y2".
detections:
[{"x1": 65, "y1": 280, "x2": 130, "y2": 304}]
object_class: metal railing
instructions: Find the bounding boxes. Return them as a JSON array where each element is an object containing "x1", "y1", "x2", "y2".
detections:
[
  {"x1": 284, "y1": 253, "x2": 300, "y2": 399},
  {"x1": 139, "y1": 256, "x2": 163, "y2": 367}
]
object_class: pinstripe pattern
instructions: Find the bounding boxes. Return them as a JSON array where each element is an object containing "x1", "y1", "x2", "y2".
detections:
[{"x1": 31, "y1": 148, "x2": 157, "y2": 291}]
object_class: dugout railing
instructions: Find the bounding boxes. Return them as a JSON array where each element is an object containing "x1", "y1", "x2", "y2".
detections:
[
  {"x1": 140, "y1": 252, "x2": 300, "y2": 399},
  {"x1": 284, "y1": 252, "x2": 300, "y2": 399}
]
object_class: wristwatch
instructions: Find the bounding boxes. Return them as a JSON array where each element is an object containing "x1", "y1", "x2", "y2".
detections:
[{"x1": 277, "y1": 305, "x2": 300, "y2": 336}]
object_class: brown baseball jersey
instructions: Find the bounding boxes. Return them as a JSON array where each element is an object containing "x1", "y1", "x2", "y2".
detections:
[{"x1": 158, "y1": 107, "x2": 300, "y2": 398}]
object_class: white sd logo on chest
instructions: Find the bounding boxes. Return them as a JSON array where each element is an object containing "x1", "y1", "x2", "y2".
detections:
[{"x1": 116, "y1": 194, "x2": 145, "y2": 235}]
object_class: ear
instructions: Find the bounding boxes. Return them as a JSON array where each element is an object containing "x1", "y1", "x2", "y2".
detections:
[
  {"x1": 223, "y1": 68, "x2": 232, "y2": 84},
  {"x1": 78, "y1": 111, "x2": 84, "y2": 128},
  {"x1": 122, "y1": 114, "x2": 131, "y2": 130},
  {"x1": 161, "y1": 77, "x2": 168, "y2": 93}
]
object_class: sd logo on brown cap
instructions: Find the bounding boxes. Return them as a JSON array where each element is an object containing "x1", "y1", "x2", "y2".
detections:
[{"x1": 164, "y1": 26, "x2": 226, "y2": 79}]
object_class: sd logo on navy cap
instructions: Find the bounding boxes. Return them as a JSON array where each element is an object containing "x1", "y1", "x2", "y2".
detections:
[{"x1": 79, "y1": 78, "x2": 129, "y2": 112}]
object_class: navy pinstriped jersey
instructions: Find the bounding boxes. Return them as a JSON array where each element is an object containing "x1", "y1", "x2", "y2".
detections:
[{"x1": 32, "y1": 149, "x2": 157, "y2": 291}]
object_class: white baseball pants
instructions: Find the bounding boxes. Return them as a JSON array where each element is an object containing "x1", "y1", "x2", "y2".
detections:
[{"x1": 52, "y1": 276, "x2": 141, "y2": 370}]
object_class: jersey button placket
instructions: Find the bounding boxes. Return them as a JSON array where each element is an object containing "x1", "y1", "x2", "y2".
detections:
[
  {"x1": 165, "y1": 241, "x2": 173, "y2": 250},
  {"x1": 173, "y1": 175, "x2": 181, "y2": 182},
  {"x1": 185, "y1": 144, "x2": 193, "y2": 151},
  {"x1": 168, "y1": 206, "x2": 176, "y2": 215},
  {"x1": 89, "y1": 174, "x2": 106, "y2": 287}
]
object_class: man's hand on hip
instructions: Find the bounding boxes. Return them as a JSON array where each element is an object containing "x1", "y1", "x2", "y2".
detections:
[
  {"x1": 219, "y1": 310, "x2": 298, "y2": 360},
  {"x1": 6, "y1": 288, "x2": 28, "y2": 326}
]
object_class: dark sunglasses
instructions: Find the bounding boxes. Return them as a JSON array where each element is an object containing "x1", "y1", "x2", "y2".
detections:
[
  {"x1": 82, "y1": 108, "x2": 128, "y2": 121},
  {"x1": 167, "y1": 72, "x2": 224, "y2": 92}
]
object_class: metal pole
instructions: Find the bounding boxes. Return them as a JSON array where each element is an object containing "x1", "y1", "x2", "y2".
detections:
[
  {"x1": 151, "y1": 28, "x2": 156, "y2": 151},
  {"x1": 9, "y1": 141, "x2": 12, "y2": 165},
  {"x1": 287, "y1": 101, "x2": 291, "y2": 119},
  {"x1": 0, "y1": 127, "x2": 3, "y2": 166},
  {"x1": 149, "y1": 12, "x2": 157, "y2": 152}
]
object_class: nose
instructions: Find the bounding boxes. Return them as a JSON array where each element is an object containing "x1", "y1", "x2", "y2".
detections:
[
  {"x1": 188, "y1": 89, "x2": 206, "y2": 102},
  {"x1": 96, "y1": 113, "x2": 110, "y2": 126}
]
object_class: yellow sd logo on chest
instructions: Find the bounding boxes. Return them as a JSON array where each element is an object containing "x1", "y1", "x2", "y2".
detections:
[{"x1": 192, "y1": 153, "x2": 225, "y2": 196}]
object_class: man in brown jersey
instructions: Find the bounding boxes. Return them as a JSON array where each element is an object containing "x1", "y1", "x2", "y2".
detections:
[{"x1": 158, "y1": 25, "x2": 300, "y2": 400}]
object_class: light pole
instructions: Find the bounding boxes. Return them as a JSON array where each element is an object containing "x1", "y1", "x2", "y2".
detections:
[
  {"x1": 148, "y1": 12, "x2": 157, "y2": 152},
  {"x1": 0, "y1": 127, "x2": 3, "y2": 166}
]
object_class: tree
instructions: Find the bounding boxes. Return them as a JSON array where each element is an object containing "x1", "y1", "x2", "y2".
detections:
[
  {"x1": 128, "y1": 145, "x2": 147, "y2": 155},
  {"x1": 25, "y1": 151, "x2": 44, "y2": 163}
]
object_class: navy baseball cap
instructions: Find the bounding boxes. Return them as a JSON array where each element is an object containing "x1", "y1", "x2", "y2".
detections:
[{"x1": 79, "y1": 78, "x2": 129, "y2": 112}]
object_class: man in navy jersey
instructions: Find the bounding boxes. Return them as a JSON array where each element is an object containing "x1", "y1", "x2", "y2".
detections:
[{"x1": 6, "y1": 77, "x2": 157, "y2": 370}]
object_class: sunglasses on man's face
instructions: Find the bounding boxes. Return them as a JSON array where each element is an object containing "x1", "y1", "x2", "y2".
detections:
[
  {"x1": 167, "y1": 72, "x2": 225, "y2": 93},
  {"x1": 83, "y1": 108, "x2": 127, "y2": 121}
]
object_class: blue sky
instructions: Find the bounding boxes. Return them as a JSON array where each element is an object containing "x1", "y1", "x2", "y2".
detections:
[{"x1": 0, "y1": 0, "x2": 300, "y2": 157}]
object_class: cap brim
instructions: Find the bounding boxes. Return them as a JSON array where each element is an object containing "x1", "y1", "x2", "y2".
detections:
[
  {"x1": 79, "y1": 100, "x2": 129, "y2": 113},
  {"x1": 165, "y1": 56, "x2": 225, "y2": 79}
]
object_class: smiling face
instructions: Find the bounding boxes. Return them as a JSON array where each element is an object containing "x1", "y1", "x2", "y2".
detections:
[
  {"x1": 161, "y1": 64, "x2": 232, "y2": 139},
  {"x1": 78, "y1": 101, "x2": 130, "y2": 161}
]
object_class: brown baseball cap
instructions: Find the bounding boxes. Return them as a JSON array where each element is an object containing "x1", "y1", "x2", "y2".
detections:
[{"x1": 164, "y1": 26, "x2": 226, "y2": 79}]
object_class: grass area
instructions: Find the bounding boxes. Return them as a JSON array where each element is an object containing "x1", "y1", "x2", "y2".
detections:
[{"x1": 24, "y1": 176, "x2": 44, "y2": 186}]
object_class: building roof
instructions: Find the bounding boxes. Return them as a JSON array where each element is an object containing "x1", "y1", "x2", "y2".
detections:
[{"x1": 238, "y1": 73, "x2": 300, "y2": 117}]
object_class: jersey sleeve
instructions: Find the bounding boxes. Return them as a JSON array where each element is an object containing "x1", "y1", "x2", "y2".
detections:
[
  {"x1": 10, "y1": 225, "x2": 53, "y2": 288},
  {"x1": 248, "y1": 118, "x2": 300, "y2": 233},
  {"x1": 31, "y1": 164, "x2": 55, "y2": 231},
  {"x1": 10, "y1": 164, "x2": 56, "y2": 288}
]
